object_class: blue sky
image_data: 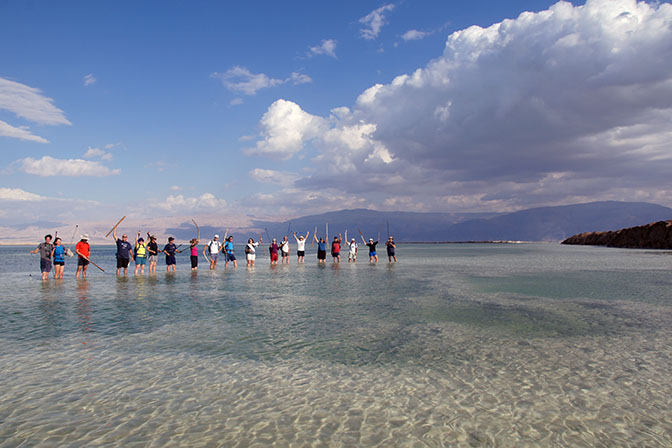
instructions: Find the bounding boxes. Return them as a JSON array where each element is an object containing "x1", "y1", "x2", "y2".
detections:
[{"x1": 2, "y1": 0, "x2": 672, "y2": 242}]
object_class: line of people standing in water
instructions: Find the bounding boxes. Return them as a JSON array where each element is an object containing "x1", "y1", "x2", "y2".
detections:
[{"x1": 31, "y1": 229, "x2": 397, "y2": 279}]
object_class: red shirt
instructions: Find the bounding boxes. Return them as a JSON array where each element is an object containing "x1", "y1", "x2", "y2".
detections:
[{"x1": 76, "y1": 241, "x2": 90, "y2": 258}]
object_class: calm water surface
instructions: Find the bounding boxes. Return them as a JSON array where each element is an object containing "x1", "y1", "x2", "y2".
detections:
[{"x1": 1, "y1": 243, "x2": 671, "y2": 447}]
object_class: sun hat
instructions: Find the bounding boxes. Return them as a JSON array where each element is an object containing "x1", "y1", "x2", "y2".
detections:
[
  {"x1": 214, "y1": 234, "x2": 219, "y2": 238},
  {"x1": 81, "y1": 234, "x2": 89, "y2": 240}
]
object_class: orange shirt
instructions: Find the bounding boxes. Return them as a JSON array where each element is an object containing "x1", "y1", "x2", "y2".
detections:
[{"x1": 76, "y1": 241, "x2": 90, "y2": 258}]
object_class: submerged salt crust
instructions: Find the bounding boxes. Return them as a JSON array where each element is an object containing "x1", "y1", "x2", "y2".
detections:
[{"x1": 1, "y1": 243, "x2": 671, "y2": 447}]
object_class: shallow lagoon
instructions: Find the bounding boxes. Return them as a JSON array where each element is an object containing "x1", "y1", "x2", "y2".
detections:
[{"x1": 1, "y1": 243, "x2": 671, "y2": 446}]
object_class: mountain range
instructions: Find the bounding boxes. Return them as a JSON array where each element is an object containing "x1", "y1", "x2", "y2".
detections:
[{"x1": 166, "y1": 201, "x2": 672, "y2": 243}]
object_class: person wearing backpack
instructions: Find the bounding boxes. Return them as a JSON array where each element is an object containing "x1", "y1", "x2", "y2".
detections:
[{"x1": 204, "y1": 234, "x2": 222, "y2": 270}]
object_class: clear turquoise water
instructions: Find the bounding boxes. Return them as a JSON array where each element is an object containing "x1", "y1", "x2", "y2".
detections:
[{"x1": 1, "y1": 243, "x2": 672, "y2": 446}]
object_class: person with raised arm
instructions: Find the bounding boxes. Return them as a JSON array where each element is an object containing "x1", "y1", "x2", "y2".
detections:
[
  {"x1": 386, "y1": 236, "x2": 397, "y2": 263},
  {"x1": 348, "y1": 238, "x2": 358, "y2": 263},
  {"x1": 30, "y1": 234, "x2": 53, "y2": 280},
  {"x1": 313, "y1": 233, "x2": 327, "y2": 264},
  {"x1": 113, "y1": 227, "x2": 134, "y2": 276},
  {"x1": 147, "y1": 234, "x2": 159, "y2": 274},
  {"x1": 331, "y1": 234, "x2": 342, "y2": 263},
  {"x1": 189, "y1": 237, "x2": 200, "y2": 271},
  {"x1": 280, "y1": 235, "x2": 290, "y2": 264},
  {"x1": 269, "y1": 238, "x2": 280, "y2": 265},
  {"x1": 75, "y1": 234, "x2": 90, "y2": 278},
  {"x1": 359, "y1": 232, "x2": 379, "y2": 263},
  {"x1": 224, "y1": 235, "x2": 237, "y2": 268},
  {"x1": 245, "y1": 237, "x2": 261, "y2": 267},
  {"x1": 134, "y1": 232, "x2": 148, "y2": 275},
  {"x1": 293, "y1": 231, "x2": 309, "y2": 263}
]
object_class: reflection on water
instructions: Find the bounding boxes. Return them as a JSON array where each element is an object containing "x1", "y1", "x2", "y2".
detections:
[{"x1": 0, "y1": 244, "x2": 671, "y2": 446}]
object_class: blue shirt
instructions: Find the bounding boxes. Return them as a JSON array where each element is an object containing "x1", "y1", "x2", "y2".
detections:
[
  {"x1": 317, "y1": 242, "x2": 327, "y2": 252},
  {"x1": 225, "y1": 241, "x2": 234, "y2": 254},
  {"x1": 53, "y1": 245, "x2": 65, "y2": 263},
  {"x1": 116, "y1": 239, "x2": 133, "y2": 259}
]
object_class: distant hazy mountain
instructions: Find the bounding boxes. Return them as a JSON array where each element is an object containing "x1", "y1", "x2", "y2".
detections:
[
  {"x1": 163, "y1": 201, "x2": 672, "y2": 243},
  {"x1": 252, "y1": 201, "x2": 672, "y2": 242},
  {"x1": 445, "y1": 201, "x2": 672, "y2": 242},
  {"x1": 252, "y1": 209, "x2": 501, "y2": 242}
]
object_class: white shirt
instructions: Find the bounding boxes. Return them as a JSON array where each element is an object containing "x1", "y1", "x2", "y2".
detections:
[
  {"x1": 247, "y1": 242, "x2": 259, "y2": 254},
  {"x1": 280, "y1": 240, "x2": 290, "y2": 253},
  {"x1": 297, "y1": 239, "x2": 306, "y2": 251},
  {"x1": 209, "y1": 240, "x2": 222, "y2": 253},
  {"x1": 349, "y1": 242, "x2": 358, "y2": 253}
]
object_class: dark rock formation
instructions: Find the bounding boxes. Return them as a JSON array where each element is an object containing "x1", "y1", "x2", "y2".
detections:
[{"x1": 562, "y1": 220, "x2": 672, "y2": 249}]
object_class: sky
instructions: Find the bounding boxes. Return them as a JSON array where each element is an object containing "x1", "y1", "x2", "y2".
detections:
[{"x1": 2, "y1": 0, "x2": 672, "y2": 242}]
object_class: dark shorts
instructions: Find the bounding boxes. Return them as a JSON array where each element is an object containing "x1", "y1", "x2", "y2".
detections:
[
  {"x1": 270, "y1": 253, "x2": 279, "y2": 262},
  {"x1": 297, "y1": 250, "x2": 305, "y2": 257},
  {"x1": 387, "y1": 250, "x2": 395, "y2": 256},
  {"x1": 40, "y1": 259, "x2": 52, "y2": 273},
  {"x1": 331, "y1": 251, "x2": 340, "y2": 257},
  {"x1": 317, "y1": 250, "x2": 327, "y2": 260},
  {"x1": 282, "y1": 251, "x2": 289, "y2": 257},
  {"x1": 369, "y1": 251, "x2": 377, "y2": 257},
  {"x1": 166, "y1": 255, "x2": 176, "y2": 266},
  {"x1": 54, "y1": 261, "x2": 65, "y2": 266},
  {"x1": 226, "y1": 253, "x2": 236, "y2": 262},
  {"x1": 117, "y1": 258, "x2": 130, "y2": 269},
  {"x1": 78, "y1": 257, "x2": 89, "y2": 267},
  {"x1": 190, "y1": 255, "x2": 198, "y2": 268}
]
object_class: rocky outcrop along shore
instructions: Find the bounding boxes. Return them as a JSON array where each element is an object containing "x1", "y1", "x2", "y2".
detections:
[{"x1": 562, "y1": 220, "x2": 672, "y2": 249}]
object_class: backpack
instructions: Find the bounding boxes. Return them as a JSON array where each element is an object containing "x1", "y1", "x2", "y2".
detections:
[{"x1": 244, "y1": 245, "x2": 251, "y2": 254}]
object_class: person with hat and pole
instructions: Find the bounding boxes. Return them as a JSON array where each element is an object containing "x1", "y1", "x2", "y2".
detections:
[{"x1": 75, "y1": 234, "x2": 91, "y2": 278}]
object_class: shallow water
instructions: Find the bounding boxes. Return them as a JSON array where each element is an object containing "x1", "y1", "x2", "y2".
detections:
[{"x1": 1, "y1": 243, "x2": 672, "y2": 446}]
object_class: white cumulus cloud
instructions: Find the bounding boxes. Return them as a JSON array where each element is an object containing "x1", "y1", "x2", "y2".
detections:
[
  {"x1": 155, "y1": 193, "x2": 227, "y2": 212},
  {"x1": 246, "y1": 99, "x2": 327, "y2": 159},
  {"x1": 250, "y1": 0, "x2": 672, "y2": 213},
  {"x1": 16, "y1": 156, "x2": 120, "y2": 177},
  {"x1": 0, "y1": 187, "x2": 46, "y2": 202}
]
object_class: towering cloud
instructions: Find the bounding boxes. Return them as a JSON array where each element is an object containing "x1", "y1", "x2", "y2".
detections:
[{"x1": 251, "y1": 0, "x2": 672, "y2": 212}]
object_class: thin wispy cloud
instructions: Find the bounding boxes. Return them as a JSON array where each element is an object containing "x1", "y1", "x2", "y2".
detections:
[
  {"x1": 308, "y1": 39, "x2": 337, "y2": 58},
  {"x1": 211, "y1": 66, "x2": 312, "y2": 95},
  {"x1": 401, "y1": 30, "x2": 430, "y2": 41},
  {"x1": 0, "y1": 120, "x2": 48, "y2": 143},
  {"x1": 83, "y1": 147, "x2": 113, "y2": 161},
  {"x1": 359, "y1": 4, "x2": 395, "y2": 40},
  {"x1": 0, "y1": 77, "x2": 71, "y2": 143},
  {"x1": 83, "y1": 74, "x2": 96, "y2": 86},
  {"x1": 16, "y1": 156, "x2": 120, "y2": 177}
]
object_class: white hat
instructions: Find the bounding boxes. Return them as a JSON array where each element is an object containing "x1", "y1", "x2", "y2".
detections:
[
  {"x1": 81, "y1": 234, "x2": 89, "y2": 240},
  {"x1": 214, "y1": 234, "x2": 219, "y2": 238}
]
